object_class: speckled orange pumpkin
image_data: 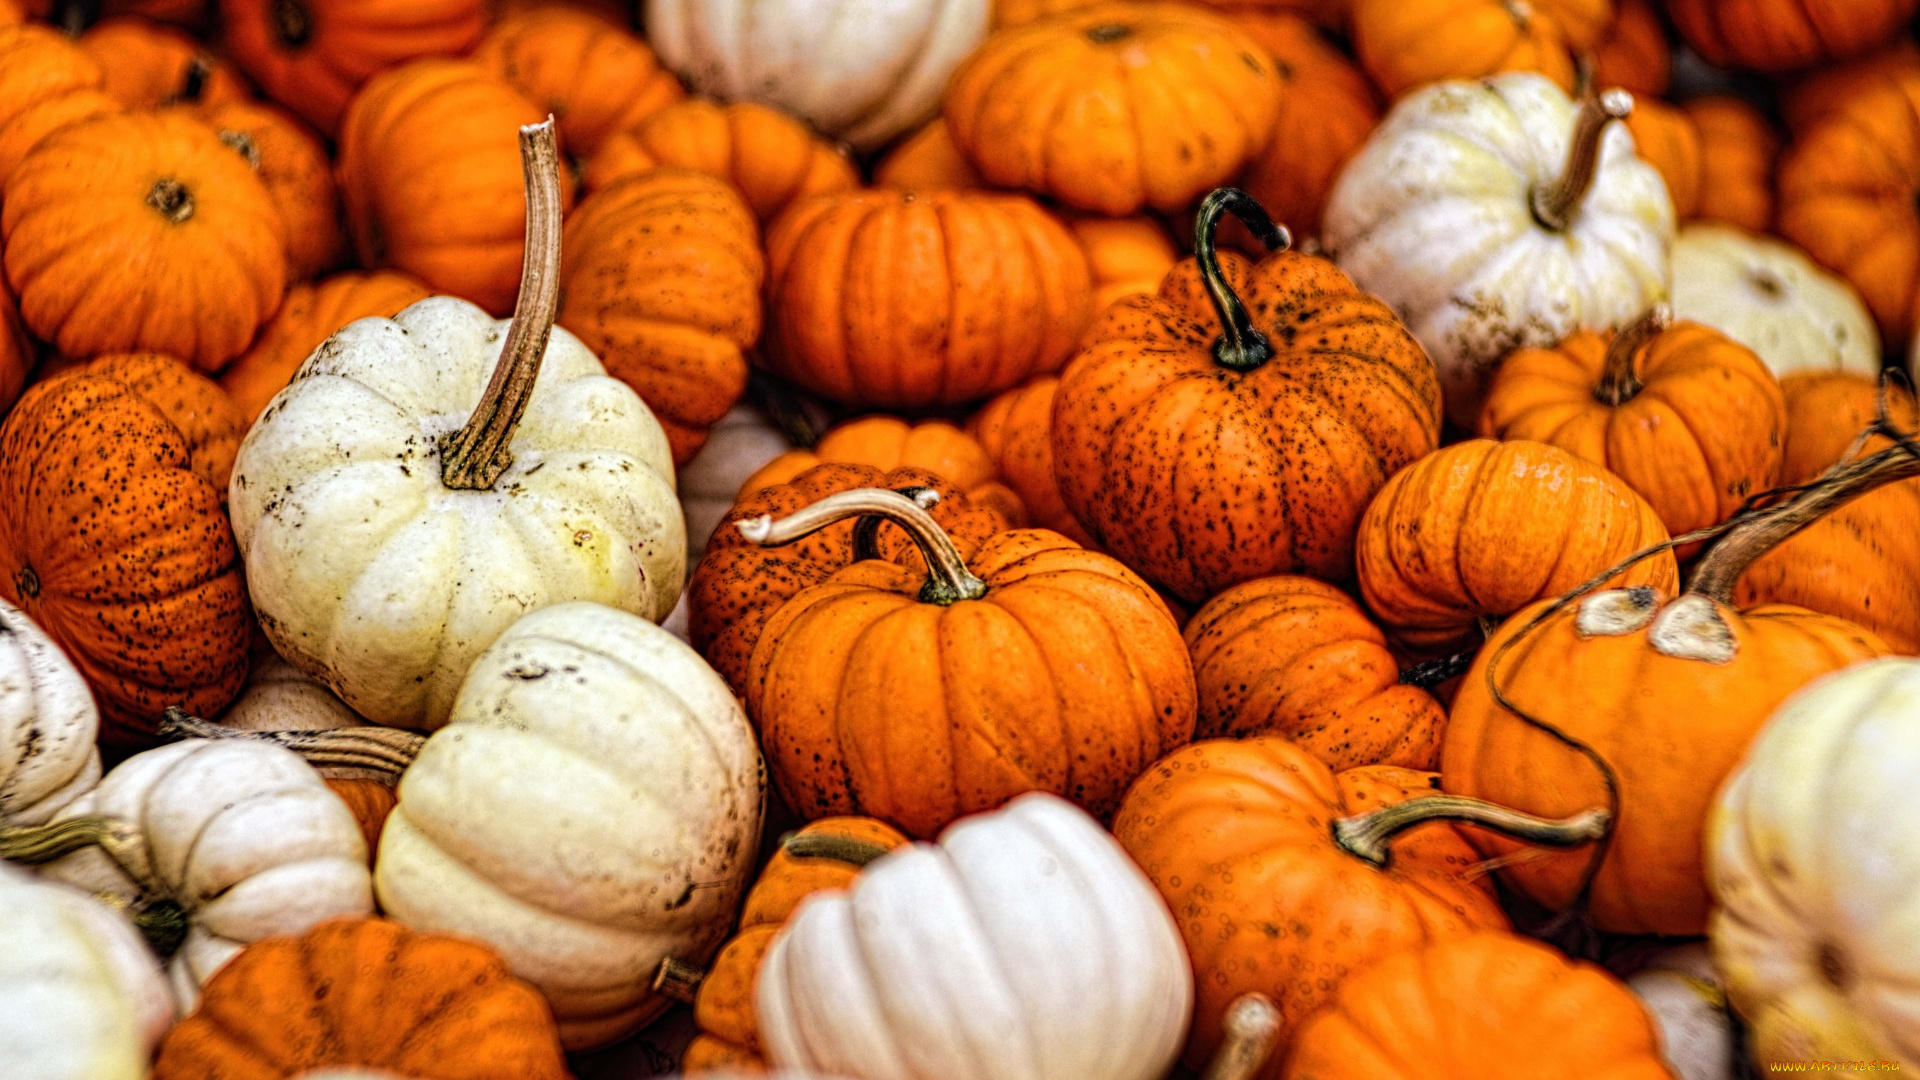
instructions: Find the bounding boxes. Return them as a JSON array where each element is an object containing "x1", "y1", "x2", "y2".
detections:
[
  {"x1": 967, "y1": 375, "x2": 1094, "y2": 545},
  {"x1": 584, "y1": 99, "x2": 857, "y2": 223},
  {"x1": 473, "y1": 4, "x2": 683, "y2": 159},
  {"x1": 80, "y1": 15, "x2": 252, "y2": 109},
  {"x1": 741, "y1": 415, "x2": 1027, "y2": 525},
  {"x1": 63, "y1": 352, "x2": 245, "y2": 490},
  {"x1": 198, "y1": 98, "x2": 346, "y2": 280},
  {"x1": 219, "y1": 269, "x2": 433, "y2": 423}
]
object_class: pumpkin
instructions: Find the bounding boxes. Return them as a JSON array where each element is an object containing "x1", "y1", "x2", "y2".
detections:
[
  {"x1": 376, "y1": 601, "x2": 766, "y2": 1049},
  {"x1": 1, "y1": 275, "x2": 33, "y2": 416},
  {"x1": 647, "y1": 0, "x2": 988, "y2": 152},
  {"x1": 0, "y1": 354, "x2": 250, "y2": 749},
  {"x1": 1356, "y1": 439, "x2": 1678, "y2": 656},
  {"x1": 740, "y1": 416, "x2": 1026, "y2": 525},
  {"x1": 56, "y1": 352, "x2": 245, "y2": 491},
  {"x1": 679, "y1": 401, "x2": 815, "y2": 561},
  {"x1": 1670, "y1": 224, "x2": 1879, "y2": 380},
  {"x1": 27, "y1": 0, "x2": 209, "y2": 26},
  {"x1": 943, "y1": 4, "x2": 1282, "y2": 216},
  {"x1": 3, "y1": 110, "x2": 287, "y2": 372},
  {"x1": 0, "y1": 24, "x2": 114, "y2": 184},
  {"x1": 872, "y1": 118, "x2": 982, "y2": 190},
  {"x1": 0, "y1": 597, "x2": 100, "y2": 829},
  {"x1": 1708, "y1": 658, "x2": 1920, "y2": 1072},
  {"x1": 1781, "y1": 40, "x2": 1920, "y2": 134},
  {"x1": 763, "y1": 188, "x2": 1093, "y2": 410},
  {"x1": 1350, "y1": 0, "x2": 1610, "y2": 100},
  {"x1": 1479, "y1": 310, "x2": 1787, "y2": 544},
  {"x1": 0, "y1": 0, "x2": 18, "y2": 23},
  {"x1": 1668, "y1": 0, "x2": 1918, "y2": 73},
  {"x1": 998, "y1": 0, "x2": 1349, "y2": 28},
  {"x1": 199, "y1": 99, "x2": 347, "y2": 281},
  {"x1": 1068, "y1": 215, "x2": 1180, "y2": 318},
  {"x1": 1624, "y1": 97, "x2": 1701, "y2": 220},
  {"x1": 1325, "y1": 75, "x2": 1673, "y2": 426},
  {"x1": 1623, "y1": 943, "x2": 1737, "y2": 1080},
  {"x1": 1185, "y1": 575, "x2": 1447, "y2": 770},
  {"x1": 219, "y1": 269, "x2": 433, "y2": 424},
  {"x1": 473, "y1": 5, "x2": 682, "y2": 160},
  {"x1": 966, "y1": 375, "x2": 1091, "y2": 545},
  {"x1": 759, "y1": 793, "x2": 1193, "y2": 1080},
  {"x1": 585, "y1": 99, "x2": 858, "y2": 223},
  {"x1": 1592, "y1": 0, "x2": 1668, "y2": 98},
  {"x1": 231, "y1": 121, "x2": 682, "y2": 732},
  {"x1": 556, "y1": 168, "x2": 762, "y2": 466},
  {"x1": 81, "y1": 16, "x2": 252, "y2": 109},
  {"x1": 1684, "y1": 97, "x2": 1779, "y2": 232},
  {"x1": 222, "y1": 0, "x2": 490, "y2": 135},
  {"x1": 1280, "y1": 931, "x2": 1675, "y2": 1080},
  {"x1": 1053, "y1": 189, "x2": 1442, "y2": 603},
  {"x1": 1774, "y1": 373, "x2": 1920, "y2": 486}
]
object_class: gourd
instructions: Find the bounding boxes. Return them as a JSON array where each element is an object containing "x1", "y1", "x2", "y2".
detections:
[
  {"x1": 740, "y1": 416, "x2": 1026, "y2": 526},
  {"x1": 0, "y1": 25, "x2": 118, "y2": 185},
  {"x1": 1592, "y1": 0, "x2": 1668, "y2": 97},
  {"x1": 219, "y1": 269, "x2": 433, "y2": 424},
  {"x1": 0, "y1": 598, "x2": 99, "y2": 829},
  {"x1": 965, "y1": 376, "x2": 1093, "y2": 545},
  {"x1": 79, "y1": 15, "x2": 251, "y2": 109},
  {"x1": 1670, "y1": 225, "x2": 1880, "y2": 380},
  {"x1": 472, "y1": 4, "x2": 683, "y2": 159},
  {"x1": 199, "y1": 98, "x2": 347, "y2": 281},
  {"x1": 1684, "y1": 97, "x2": 1779, "y2": 232},
  {"x1": 1351, "y1": 0, "x2": 1610, "y2": 99}
]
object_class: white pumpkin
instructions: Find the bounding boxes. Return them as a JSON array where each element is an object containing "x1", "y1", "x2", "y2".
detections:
[
  {"x1": 1709, "y1": 658, "x2": 1920, "y2": 1071},
  {"x1": 0, "y1": 863, "x2": 175, "y2": 1080},
  {"x1": 0, "y1": 598, "x2": 99, "y2": 827},
  {"x1": 646, "y1": 0, "x2": 989, "y2": 152},
  {"x1": 228, "y1": 122, "x2": 685, "y2": 731},
  {"x1": 1624, "y1": 943, "x2": 1736, "y2": 1080},
  {"x1": 1673, "y1": 224, "x2": 1880, "y2": 379},
  {"x1": 375, "y1": 601, "x2": 765, "y2": 1050},
  {"x1": 758, "y1": 792, "x2": 1193, "y2": 1080},
  {"x1": 1324, "y1": 75, "x2": 1675, "y2": 425}
]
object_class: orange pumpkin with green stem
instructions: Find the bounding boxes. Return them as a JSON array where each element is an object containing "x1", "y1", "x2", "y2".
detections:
[
  {"x1": 199, "y1": 98, "x2": 346, "y2": 281},
  {"x1": 219, "y1": 269, "x2": 432, "y2": 424},
  {"x1": 741, "y1": 415, "x2": 1027, "y2": 526},
  {"x1": 473, "y1": 4, "x2": 683, "y2": 159},
  {"x1": 585, "y1": 99, "x2": 856, "y2": 223},
  {"x1": 80, "y1": 16, "x2": 252, "y2": 109}
]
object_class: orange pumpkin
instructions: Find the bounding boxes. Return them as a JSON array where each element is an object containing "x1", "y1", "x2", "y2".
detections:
[
  {"x1": 1067, "y1": 215, "x2": 1180, "y2": 317},
  {"x1": 222, "y1": 0, "x2": 490, "y2": 135},
  {"x1": 873, "y1": 118, "x2": 984, "y2": 190},
  {"x1": 220, "y1": 269, "x2": 433, "y2": 423},
  {"x1": 557, "y1": 169, "x2": 762, "y2": 466},
  {"x1": 337, "y1": 59, "x2": 575, "y2": 317},
  {"x1": 1624, "y1": 97, "x2": 1702, "y2": 220},
  {"x1": 1685, "y1": 96, "x2": 1780, "y2": 232},
  {"x1": 0, "y1": 275, "x2": 29, "y2": 416},
  {"x1": 3, "y1": 110, "x2": 288, "y2": 372},
  {"x1": 199, "y1": 99, "x2": 347, "y2": 281},
  {"x1": 584, "y1": 99, "x2": 857, "y2": 223},
  {"x1": 1591, "y1": 0, "x2": 1669, "y2": 98},
  {"x1": 1775, "y1": 371, "x2": 1919, "y2": 485},
  {"x1": 1357, "y1": 439, "x2": 1678, "y2": 656},
  {"x1": 996, "y1": 0, "x2": 1351, "y2": 29},
  {"x1": 1479, "y1": 311, "x2": 1786, "y2": 545},
  {"x1": 738, "y1": 487, "x2": 1194, "y2": 837},
  {"x1": 1780, "y1": 39, "x2": 1920, "y2": 133},
  {"x1": 25, "y1": 0, "x2": 208, "y2": 28},
  {"x1": 473, "y1": 5, "x2": 684, "y2": 159},
  {"x1": 741, "y1": 415, "x2": 1028, "y2": 525},
  {"x1": 64, "y1": 352, "x2": 245, "y2": 490},
  {"x1": 1052, "y1": 190, "x2": 1442, "y2": 604},
  {"x1": 1351, "y1": 0, "x2": 1611, "y2": 99},
  {"x1": 0, "y1": 24, "x2": 116, "y2": 184},
  {"x1": 763, "y1": 189, "x2": 1093, "y2": 410},
  {"x1": 151, "y1": 917, "x2": 570, "y2": 1080},
  {"x1": 966, "y1": 375, "x2": 1094, "y2": 546},
  {"x1": 0, "y1": 0, "x2": 20, "y2": 24},
  {"x1": 1668, "y1": 0, "x2": 1918, "y2": 73},
  {"x1": 944, "y1": 4, "x2": 1283, "y2": 215},
  {"x1": 80, "y1": 15, "x2": 252, "y2": 109}
]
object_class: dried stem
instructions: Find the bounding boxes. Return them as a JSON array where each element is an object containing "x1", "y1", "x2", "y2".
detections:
[
  {"x1": 652, "y1": 957, "x2": 705, "y2": 1003},
  {"x1": 780, "y1": 831, "x2": 898, "y2": 868},
  {"x1": 737, "y1": 488, "x2": 988, "y2": 606},
  {"x1": 1333, "y1": 795, "x2": 1611, "y2": 869},
  {"x1": 1532, "y1": 89, "x2": 1634, "y2": 232},
  {"x1": 1595, "y1": 306, "x2": 1672, "y2": 406},
  {"x1": 1193, "y1": 188, "x2": 1291, "y2": 372},
  {"x1": 1199, "y1": 993, "x2": 1282, "y2": 1080},
  {"x1": 160, "y1": 707, "x2": 424, "y2": 783},
  {"x1": 0, "y1": 817, "x2": 132, "y2": 865}
]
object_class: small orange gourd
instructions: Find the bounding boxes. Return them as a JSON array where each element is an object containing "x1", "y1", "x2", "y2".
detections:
[
  {"x1": 0, "y1": 25, "x2": 117, "y2": 184},
  {"x1": 966, "y1": 375, "x2": 1094, "y2": 545},
  {"x1": 1624, "y1": 97, "x2": 1702, "y2": 219},
  {"x1": 585, "y1": 99, "x2": 857, "y2": 222},
  {"x1": 1592, "y1": 0, "x2": 1669, "y2": 97},
  {"x1": 873, "y1": 118, "x2": 983, "y2": 191},
  {"x1": 1351, "y1": 0, "x2": 1611, "y2": 99},
  {"x1": 199, "y1": 98, "x2": 347, "y2": 281},
  {"x1": 473, "y1": 5, "x2": 684, "y2": 159},
  {"x1": 1685, "y1": 96, "x2": 1780, "y2": 232},
  {"x1": 1668, "y1": 0, "x2": 1918, "y2": 73},
  {"x1": 80, "y1": 15, "x2": 252, "y2": 109},
  {"x1": 740, "y1": 416, "x2": 1027, "y2": 526},
  {"x1": 219, "y1": 269, "x2": 433, "y2": 423}
]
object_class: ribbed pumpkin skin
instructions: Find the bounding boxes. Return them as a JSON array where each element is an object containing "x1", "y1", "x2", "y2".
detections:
[
  {"x1": 198, "y1": 99, "x2": 346, "y2": 281},
  {"x1": 1053, "y1": 250, "x2": 1443, "y2": 604},
  {"x1": 1356, "y1": 440, "x2": 1678, "y2": 655},
  {"x1": 1113, "y1": 738, "x2": 1509, "y2": 1072},
  {"x1": 1592, "y1": 0, "x2": 1669, "y2": 97},
  {"x1": 65, "y1": 353, "x2": 245, "y2": 491},
  {"x1": 1668, "y1": 0, "x2": 1918, "y2": 72},
  {"x1": 1687, "y1": 96, "x2": 1780, "y2": 232},
  {"x1": 1351, "y1": 0, "x2": 1610, "y2": 98},
  {"x1": 1185, "y1": 576, "x2": 1446, "y2": 770},
  {"x1": 1775, "y1": 372, "x2": 1919, "y2": 485},
  {"x1": 585, "y1": 99, "x2": 857, "y2": 222},
  {"x1": 3, "y1": 111, "x2": 287, "y2": 372},
  {"x1": 967, "y1": 376, "x2": 1093, "y2": 545},
  {"x1": 473, "y1": 6, "x2": 683, "y2": 159},
  {"x1": 0, "y1": 275, "x2": 28, "y2": 416},
  {"x1": 337, "y1": 59, "x2": 573, "y2": 316},
  {"x1": 324, "y1": 780, "x2": 396, "y2": 862},
  {"x1": 1281, "y1": 932, "x2": 1675, "y2": 1080},
  {"x1": 0, "y1": 25, "x2": 110, "y2": 184},
  {"x1": 151, "y1": 918, "x2": 570, "y2": 1080},
  {"x1": 740, "y1": 416, "x2": 1027, "y2": 526},
  {"x1": 873, "y1": 118, "x2": 983, "y2": 190},
  {"x1": 219, "y1": 270, "x2": 432, "y2": 424},
  {"x1": 1625, "y1": 98, "x2": 1702, "y2": 220},
  {"x1": 80, "y1": 16, "x2": 252, "y2": 109},
  {"x1": 1782, "y1": 40, "x2": 1920, "y2": 133},
  {"x1": 764, "y1": 189, "x2": 1093, "y2": 410}
]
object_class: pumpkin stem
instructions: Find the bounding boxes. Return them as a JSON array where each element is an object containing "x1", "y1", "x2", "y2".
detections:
[
  {"x1": 1332, "y1": 795, "x2": 1610, "y2": 868},
  {"x1": 1086, "y1": 23, "x2": 1134, "y2": 43},
  {"x1": 850, "y1": 486, "x2": 941, "y2": 562},
  {"x1": 1594, "y1": 306, "x2": 1672, "y2": 406},
  {"x1": 1531, "y1": 89, "x2": 1633, "y2": 232},
  {"x1": 780, "y1": 831, "x2": 897, "y2": 867},
  {"x1": 0, "y1": 817, "x2": 134, "y2": 865},
  {"x1": 653, "y1": 956, "x2": 705, "y2": 1003},
  {"x1": 159, "y1": 706, "x2": 425, "y2": 783},
  {"x1": 1193, "y1": 188, "x2": 1292, "y2": 373},
  {"x1": 14, "y1": 565, "x2": 39, "y2": 599},
  {"x1": 1200, "y1": 993, "x2": 1282, "y2": 1080},
  {"x1": 146, "y1": 179, "x2": 195, "y2": 224},
  {"x1": 439, "y1": 118, "x2": 563, "y2": 492},
  {"x1": 52, "y1": 0, "x2": 98, "y2": 35},
  {"x1": 218, "y1": 127, "x2": 264, "y2": 170},
  {"x1": 131, "y1": 899, "x2": 188, "y2": 959},
  {"x1": 175, "y1": 55, "x2": 211, "y2": 105},
  {"x1": 273, "y1": 0, "x2": 313, "y2": 46},
  {"x1": 1398, "y1": 649, "x2": 1474, "y2": 689},
  {"x1": 737, "y1": 488, "x2": 989, "y2": 606},
  {"x1": 746, "y1": 369, "x2": 820, "y2": 450}
]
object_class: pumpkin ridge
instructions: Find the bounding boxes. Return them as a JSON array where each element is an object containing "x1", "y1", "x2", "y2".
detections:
[
  {"x1": 987, "y1": 577, "x2": 1131, "y2": 790},
  {"x1": 517, "y1": 628, "x2": 740, "y2": 780}
]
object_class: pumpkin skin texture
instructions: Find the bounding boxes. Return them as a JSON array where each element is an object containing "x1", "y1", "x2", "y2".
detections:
[
  {"x1": 1684, "y1": 97, "x2": 1779, "y2": 233},
  {"x1": 1112, "y1": 737, "x2": 1510, "y2": 1071},
  {"x1": 0, "y1": 272, "x2": 29, "y2": 416},
  {"x1": 0, "y1": 596, "x2": 101, "y2": 829},
  {"x1": 1185, "y1": 576, "x2": 1446, "y2": 770},
  {"x1": 872, "y1": 117, "x2": 982, "y2": 190},
  {"x1": 219, "y1": 269, "x2": 433, "y2": 424},
  {"x1": 585, "y1": 99, "x2": 858, "y2": 223},
  {"x1": 1781, "y1": 40, "x2": 1920, "y2": 134},
  {"x1": 966, "y1": 376, "x2": 1093, "y2": 545},
  {"x1": 1668, "y1": 0, "x2": 1918, "y2": 73},
  {"x1": 473, "y1": 5, "x2": 683, "y2": 160},
  {"x1": 222, "y1": 0, "x2": 489, "y2": 135},
  {"x1": 1068, "y1": 215, "x2": 1180, "y2": 319},
  {"x1": 80, "y1": 16, "x2": 252, "y2": 110},
  {"x1": 1592, "y1": 0, "x2": 1668, "y2": 97},
  {"x1": 741, "y1": 416, "x2": 1026, "y2": 525},
  {"x1": 758, "y1": 793, "x2": 1193, "y2": 1080},
  {"x1": 3, "y1": 110, "x2": 288, "y2": 372},
  {"x1": 1356, "y1": 439, "x2": 1678, "y2": 656},
  {"x1": 1625, "y1": 98, "x2": 1701, "y2": 220},
  {"x1": 1351, "y1": 0, "x2": 1610, "y2": 100},
  {"x1": 58, "y1": 352, "x2": 246, "y2": 491},
  {"x1": 199, "y1": 99, "x2": 347, "y2": 282},
  {"x1": 944, "y1": 4, "x2": 1282, "y2": 216},
  {"x1": 376, "y1": 602, "x2": 766, "y2": 1050},
  {"x1": 0, "y1": 25, "x2": 113, "y2": 185},
  {"x1": 763, "y1": 189, "x2": 1093, "y2": 410},
  {"x1": 1280, "y1": 931, "x2": 1675, "y2": 1080},
  {"x1": 1670, "y1": 225, "x2": 1879, "y2": 380}
]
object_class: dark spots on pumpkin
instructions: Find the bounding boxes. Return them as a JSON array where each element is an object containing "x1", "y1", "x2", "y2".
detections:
[
  {"x1": 13, "y1": 565, "x2": 39, "y2": 598},
  {"x1": 503, "y1": 662, "x2": 549, "y2": 680},
  {"x1": 1244, "y1": 52, "x2": 1269, "y2": 76},
  {"x1": 1817, "y1": 942, "x2": 1853, "y2": 990}
]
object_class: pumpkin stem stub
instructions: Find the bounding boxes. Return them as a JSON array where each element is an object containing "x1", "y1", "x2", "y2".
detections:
[
  {"x1": 13, "y1": 565, "x2": 39, "y2": 599},
  {"x1": 159, "y1": 706, "x2": 425, "y2": 782},
  {"x1": 1333, "y1": 795, "x2": 1611, "y2": 868},
  {"x1": 850, "y1": 486, "x2": 940, "y2": 562},
  {"x1": 1199, "y1": 993, "x2": 1282, "y2": 1080},
  {"x1": 219, "y1": 128, "x2": 263, "y2": 169},
  {"x1": 1193, "y1": 188, "x2": 1292, "y2": 373},
  {"x1": 737, "y1": 488, "x2": 989, "y2": 606},
  {"x1": 273, "y1": 0, "x2": 314, "y2": 47},
  {"x1": 1398, "y1": 650, "x2": 1473, "y2": 688},
  {"x1": 0, "y1": 817, "x2": 134, "y2": 865},
  {"x1": 146, "y1": 179, "x2": 195, "y2": 224},
  {"x1": 175, "y1": 56, "x2": 212, "y2": 105},
  {"x1": 1532, "y1": 89, "x2": 1633, "y2": 233},
  {"x1": 131, "y1": 899, "x2": 188, "y2": 959},
  {"x1": 1086, "y1": 23, "x2": 1134, "y2": 43},
  {"x1": 780, "y1": 830, "x2": 897, "y2": 867},
  {"x1": 653, "y1": 957, "x2": 705, "y2": 1003},
  {"x1": 1595, "y1": 306, "x2": 1671, "y2": 406}
]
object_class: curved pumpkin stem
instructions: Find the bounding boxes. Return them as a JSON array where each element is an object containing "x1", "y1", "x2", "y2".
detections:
[
  {"x1": 1333, "y1": 795, "x2": 1611, "y2": 869},
  {"x1": 653, "y1": 956, "x2": 705, "y2": 1003},
  {"x1": 1200, "y1": 993, "x2": 1283, "y2": 1080},
  {"x1": 0, "y1": 817, "x2": 134, "y2": 865},
  {"x1": 1532, "y1": 89, "x2": 1633, "y2": 232},
  {"x1": 850, "y1": 486, "x2": 940, "y2": 563},
  {"x1": 1594, "y1": 307, "x2": 1671, "y2": 406},
  {"x1": 737, "y1": 488, "x2": 989, "y2": 606},
  {"x1": 780, "y1": 830, "x2": 898, "y2": 867},
  {"x1": 440, "y1": 117, "x2": 563, "y2": 491},
  {"x1": 160, "y1": 707, "x2": 425, "y2": 784},
  {"x1": 1193, "y1": 188, "x2": 1292, "y2": 373}
]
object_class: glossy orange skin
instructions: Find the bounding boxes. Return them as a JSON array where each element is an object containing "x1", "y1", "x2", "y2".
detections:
[
  {"x1": 1352, "y1": 0, "x2": 1610, "y2": 98},
  {"x1": 1113, "y1": 738, "x2": 1509, "y2": 1073},
  {"x1": 1053, "y1": 250, "x2": 1443, "y2": 604},
  {"x1": 873, "y1": 119, "x2": 983, "y2": 190},
  {"x1": 967, "y1": 375, "x2": 1095, "y2": 545},
  {"x1": 1592, "y1": 0, "x2": 1669, "y2": 97},
  {"x1": 198, "y1": 99, "x2": 346, "y2": 281},
  {"x1": 152, "y1": 918, "x2": 570, "y2": 1080},
  {"x1": 4, "y1": 111, "x2": 287, "y2": 372},
  {"x1": 327, "y1": 779, "x2": 396, "y2": 863},
  {"x1": 80, "y1": 16, "x2": 253, "y2": 109},
  {"x1": 1781, "y1": 39, "x2": 1920, "y2": 133},
  {"x1": 1669, "y1": 0, "x2": 1917, "y2": 73},
  {"x1": 0, "y1": 274, "x2": 29, "y2": 417},
  {"x1": 220, "y1": 269, "x2": 432, "y2": 424},
  {"x1": 1479, "y1": 322, "x2": 1786, "y2": 544},
  {"x1": 1281, "y1": 932, "x2": 1675, "y2": 1080},
  {"x1": 1685, "y1": 96, "x2": 1781, "y2": 232},
  {"x1": 586, "y1": 100, "x2": 856, "y2": 223},
  {"x1": 1625, "y1": 98, "x2": 1702, "y2": 219},
  {"x1": 473, "y1": 5, "x2": 683, "y2": 159},
  {"x1": 1357, "y1": 440, "x2": 1677, "y2": 655},
  {"x1": 745, "y1": 528, "x2": 1195, "y2": 838},
  {"x1": 764, "y1": 189, "x2": 1093, "y2": 410},
  {"x1": 223, "y1": 0, "x2": 489, "y2": 135},
  {"x1": 0, "y1": 25, "x2": 113, "y2": 184},
  {"x1": 742, "y1": 416, "x2": 1027, "y2": 526},
  {"x1": 558, "y1": 169, "x2": 762, "y2": 466},
  {"x1": 1067, "y1": 215, "x2": 1179, "y2": 320},
  {"x1": 944, "y1": 4, "x2": 1283, "y2": 215}
]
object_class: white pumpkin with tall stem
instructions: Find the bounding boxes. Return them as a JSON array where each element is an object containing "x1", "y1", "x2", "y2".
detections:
[
  {"x1": 1673, "y1": 224, "x2": 1880, "y2": 379},
  {"x1": 1, "y1": 598, "x2": 99, "y2": 828}
]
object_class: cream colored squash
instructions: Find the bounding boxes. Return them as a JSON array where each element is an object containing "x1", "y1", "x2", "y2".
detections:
[
  {"x1": 758, "y1": 792, "x2": 1193, "y2": 1080},
  {"x1": 1324, "y1": 74, "x2": 1675, "y2": 426},
  {"x1": 0, "y1": 598, "x2": 99, "y2": 827},
  {"x1": 1709, "y1": 658, "x2": 1920, "y2": 1072},
  {"x1": 1625, "y1": 943, "x2": 1736, "y2": 1080},
  {"x1": 228, "y1": 122, "x2": 684, "y2": 732},
  {"x1": 375, "y1": 600, "x2": 765, "y2": 1050},
  {"x1": 1673, "y1": 224, "x2": 1880, "y2": 379},
  {"x1": 645, "y1": 0, "x2": 990, "y2": 152}
]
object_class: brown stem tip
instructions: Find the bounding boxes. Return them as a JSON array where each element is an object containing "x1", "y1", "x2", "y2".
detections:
[{"x1": 1533, "y1": 89, "x2": 1633, "y2": 232}]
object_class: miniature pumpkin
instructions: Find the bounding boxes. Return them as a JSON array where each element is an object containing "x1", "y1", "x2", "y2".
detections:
[
  {"x1": 0, "y1": 24, "x2": 113, "y2": 184},
  {"x1": 1684, "y1": 96, "x2": 1779, "y2": 232},
  {"x1": 1592, "y1": 0, "x2": 1668, "y2": 97},
  {"x1": 1670, "y1": 224, "x2": 1879, "y2": 379},
  {"x1": 1068, "y1": 215, "x2": 1180, "y2": 318},
  {"x1": 556, "y1": 168, "x2": 763, "y2": 466},
  {"x1": 740, "y1": 416, "x2": 1026, "y2": 525},
  {"x1": 1, "y1": 276, "x2": 32, "y2": 416},
  {"x1": 57, "y1": 352, "x2": 245, "y2": 490},
  {"x1": 1350, "y1": 0, "x2": 1609, "y2": 100},
  {"x1": 1325, "y1": 75, "x2": 1673, "y2": 426},
  {"x1": 872, "y1": 118, "x2": 982, "y2": 190},
  {"x1": 219, "y1": 269, "x2": 433, "y2": 423},
  {"x1": 1774, "y1": 372, "x2": 1920, "y2": 486},
  {"x1": 1356, "y1": 439, "x2": 1678, "y2": 655},
  {"x1": 199, "y1": 99, "x2": 347, "y2": 281},
  {"x1": 80, "y1": 16, "x2": 251, "y2": 109},
  {"x1": 1053, "y1": 190, "x2": 1442, "y2": 603},
  {"x1": 763, "y1": 188, "x2": 1093, "y2": 410},
  {"x1": 1780, "y1": 40, "x2": 1920, "y2": 134},
  {"x1": 1667, "y1": 0, "x2": 1918, "y2": 73},
  {"x1": 222, "y1": 0, "x2": 490, "y2": 135},
  {"x1": 585, "y1": 99, "x2": 858, "y2": 223},
  {"x1": 944, "y1": 4, "x2": 1282, "y2": 215},
  {"x1": 1624, "y1": 97, "x2": 1701, "y2": 219},
  {"x1": 1623, "y1": 943, "x2": 1737, "y2": 1080},
  {"x1": 473, "y1": 5, "x2": 682, "y2": 159},
  {"x1": 647, "y1": 0, "x2": 989, "y2": 152},
  {"x1": 0, "y1": 597, "x2": 100, "y2": 829},
  {"x1": 966, "y1": 376, "x2": 1092, "y2": 544},
  {"x1": 0, "y1": 85, "x2": 122, "y2": 194},
  {"x1": 4, "y1": 110, "x2": 287, "y2": 371},
  {"x1": 376, "y1": 601, "x2": 766, "y2": 1049}
]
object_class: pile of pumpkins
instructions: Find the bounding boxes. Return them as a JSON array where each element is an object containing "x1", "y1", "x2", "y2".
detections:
[{"x1": 4, "y1": 0, "x2": 1920, "y2": 1077}]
